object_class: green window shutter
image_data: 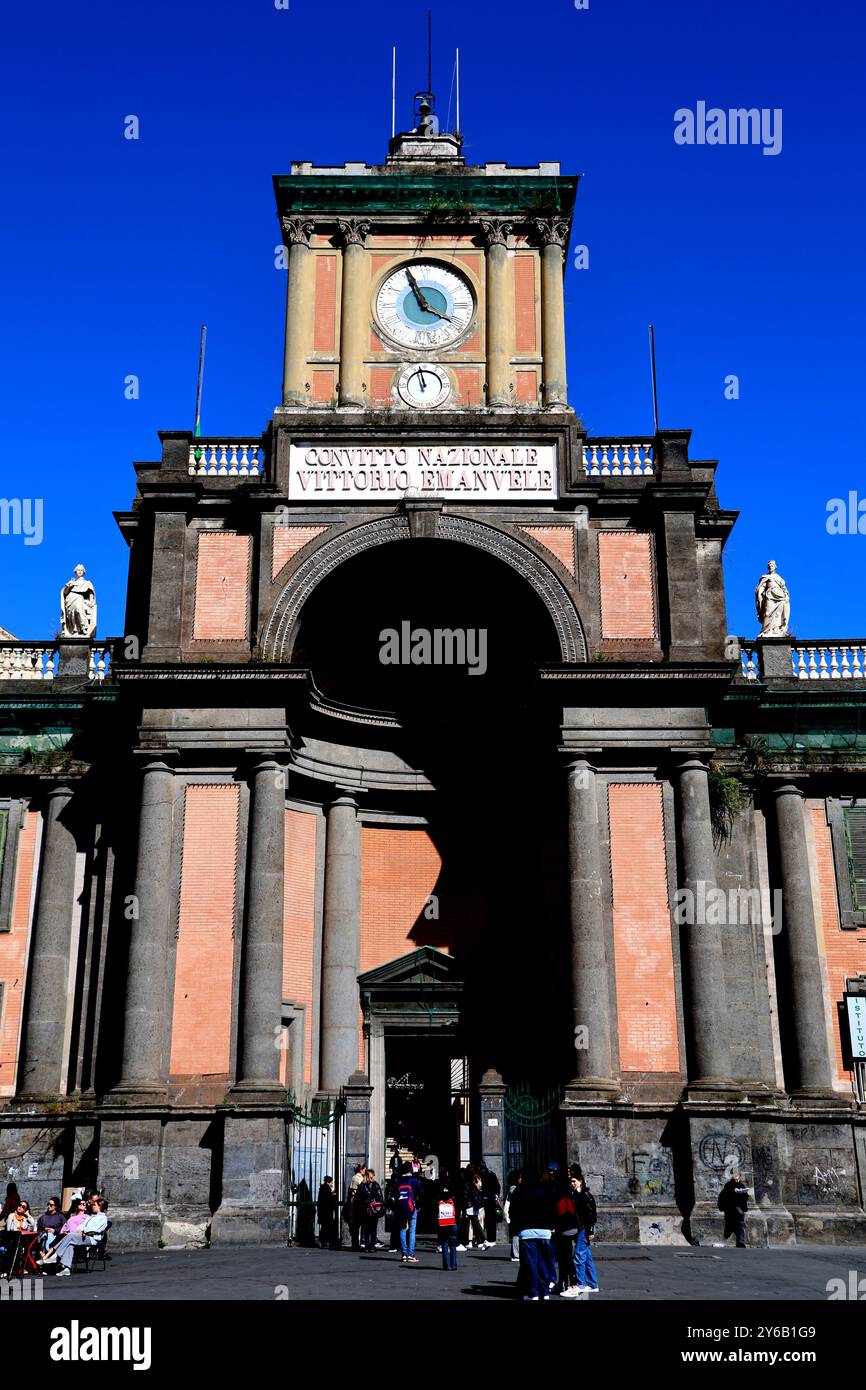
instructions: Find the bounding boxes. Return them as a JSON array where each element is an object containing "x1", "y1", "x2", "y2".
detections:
[{"x1": 844, "y1": 808, "x2": 866, "y2": 911}]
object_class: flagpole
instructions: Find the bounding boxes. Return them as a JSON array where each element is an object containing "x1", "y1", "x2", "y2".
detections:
[{"x1": 194, "y1": 325, "x2": 207, "y2": 438}]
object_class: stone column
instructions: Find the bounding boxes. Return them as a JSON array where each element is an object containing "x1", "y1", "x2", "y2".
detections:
[
  {"x1": 336, "y1": 219, "x2": 371, "y2": 409},
  {"x1": 533, "y1": 217, "x2": 570, "y2": 409},
  {"x1": 114, "y1": 757, "x2": 176, "y2": 1097},
  {"x1": 478, "y1": 1069, "x2": 507, "y2": 1195},
  {"x1": 772, "y1": 783, "x2": 837, "y2": 1098},
  {"x1": 481, "y1": 219, "x2": 512, "y2": 407},
  {"x1": 233, "y1": 755, "x2": 286, "y2": 1096},
  {"x1": 17, "y1": 784, "x2": 77, "y2": 1097},
  {"x1": 564, "y1": 759, "x2": 619, "y2": 1095},
  {"x1": 281, "y1": 217, "x2": 315, "y2": 408},
  {"x1": 675, "y1": 757, "x2": 735, "y2": 1091},
  {"x1": 319, "y1": 790, "x2": 361, "y2": 1092}
]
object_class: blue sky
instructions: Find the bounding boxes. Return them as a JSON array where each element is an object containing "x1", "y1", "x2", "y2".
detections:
[{"x1": 1, "y1": 0, "x2": 864, "y2": 640}]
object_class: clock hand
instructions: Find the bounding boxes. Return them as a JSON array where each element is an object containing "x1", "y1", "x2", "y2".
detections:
[
  {"x1": 404, "y1": 267, "x2": 445, "y2": 319},
  {"x1": 416, "y1": 366, "x2": 427, "y2": 391}
]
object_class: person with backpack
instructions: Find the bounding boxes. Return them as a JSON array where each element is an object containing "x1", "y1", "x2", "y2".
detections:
[
  {"x1": 458, "y1": 1168, "x2": 490, "y2": 1251},
  {"x1": 567, "y1": 1175, "x2": 599, "y2": 1295},
  {"x1": 438, "y1": 1188, "x2": 459, "y2": 1270},
  {"x1": 478, "y1": 1161, "x2": 502, "y2": 1246},
  {"x1": 553, "y1": 1177, "x2": 580, "y2": 1293},
  {"x1": 718, "y1": 1173, "x2": 749, "y2": 1247},
  {"x1": 396, "y1": 1162, "x2": 423, "y2": 1264},
  {"x1": 358, "y1": 1169, "x2": 385, "y2": 1253}
]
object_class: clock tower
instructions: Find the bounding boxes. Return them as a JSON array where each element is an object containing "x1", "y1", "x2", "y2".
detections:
[{"x1": 274, "y1": 102, "x2": 576, "y2": 416}]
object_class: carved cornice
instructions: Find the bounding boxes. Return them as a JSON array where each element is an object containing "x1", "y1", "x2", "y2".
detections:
[
  {"x1": 531, "y1": 216, "x2": 570, "y2": 250},
  {"x1": 335, "y1": 218, "x2": 371, "y2": 248},
  {"x1": 479, "y1": 218, "x2": 513, "y2": 249},
  {"x1": 281, "y1": 216, "x2": 315, "y2": 246}
]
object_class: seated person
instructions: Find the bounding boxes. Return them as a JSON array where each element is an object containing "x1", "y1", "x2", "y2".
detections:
[
  {"x1": 38, "y1": 1196, "x2": 108, "y2": 1276},
  {"x1": 0, "y1": 1199, "x2": 37, "y2": 1277},
  {"x1": 37, "y1": 1197, "x2": 65, "y2": 1253}
]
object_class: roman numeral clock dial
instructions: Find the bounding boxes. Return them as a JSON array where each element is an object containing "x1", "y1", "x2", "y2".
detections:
[{"x1": 375, "y1": 261, "x2": 475, "y2": 354}]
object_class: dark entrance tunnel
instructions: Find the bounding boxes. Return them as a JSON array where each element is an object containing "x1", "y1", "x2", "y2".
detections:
[{"x1": 294, "y1": 538, "x2": 574, "y2": 1085}]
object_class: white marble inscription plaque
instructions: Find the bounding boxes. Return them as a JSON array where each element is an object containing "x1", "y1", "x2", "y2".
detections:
[{"x1": 288, "y1": 441, "x2": 558, "y2": 501}]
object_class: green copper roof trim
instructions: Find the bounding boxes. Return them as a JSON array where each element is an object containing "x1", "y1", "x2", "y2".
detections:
[{"x1": 273, "y1": 174, "x2": 578, "y2": 219}]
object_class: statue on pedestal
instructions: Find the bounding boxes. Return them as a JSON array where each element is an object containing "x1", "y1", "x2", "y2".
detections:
[
  {"x1": 755, "y1": 560, "x2": 790, "y2": 637},
  {"x1": 61, "y1": 564, "x2": 97, "y2": 637}
]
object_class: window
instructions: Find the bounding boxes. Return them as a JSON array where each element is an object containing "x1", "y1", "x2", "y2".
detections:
[{"x1": 844, "y1": 808, "x2": 866, "y2": 911}]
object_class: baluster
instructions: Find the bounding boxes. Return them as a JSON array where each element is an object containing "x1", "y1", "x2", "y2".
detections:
[
  {"x1": 793, "y1": 648, "x2": 806, "y2": 679},
  {"x1": 817, "y1": 647, "x2": 829, "y2": 679},
  {"x1": 840, "y1": 646, "x2": 852, "y2": 679},
  {"x1": 253, "y1": 446, "x2": 263, "y2": 476},
  {"x1": 645, "y1": 444, "x2": 654, "y2": 475},
  {"x1": 216, "y1": 444, "x2": 228, "y2": 475},
  {"x1": 238, "y1": 444, "x2": 250, "y2": 476},
  {"x1": 829, "y1": 647, "x2": 841, "y2": 679},
  {"x1": 620, "y1": 444, "x2": 633, "y2": 476},
  {"x1": 227, "y1": 443, "x2": 239, "y2": 475},
  {"x1": 806, "y1": 647, "x2": 819, "y2": 679},
  {"x1": 610, "y1": 445, "x2": 622, "y2": 476},
  {"x1": 852, "y1": 646, "x2": 865, "y2": 679},
  {"x1": 588, "y1": 445, "x2": 599, "y2": 474}
]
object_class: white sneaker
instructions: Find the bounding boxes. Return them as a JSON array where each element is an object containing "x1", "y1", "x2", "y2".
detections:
[
  {"x1": 574, "y1": 1285, "x2": 588, "y2": 1293},
  {"x1": 586, "y1": 1286, "x2": 600, "y2": 1293},
  {"x1": 456, "y1": 1244, "x2": 467, "y2": 1251},
  {"x1": 560, "y1": 1287, "x2": 579, "y2": 1298},
  {"x1": 510, "y1": 1257, "x2": 520, "y2": 1263}
]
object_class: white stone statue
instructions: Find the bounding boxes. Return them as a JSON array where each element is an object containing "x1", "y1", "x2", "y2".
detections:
[
  {"x1": 61, "y1": 564, "x2": 97, "y2": 637},
  {"x1": 755, "y1": 559, "x2": 790, "y2": 637}
]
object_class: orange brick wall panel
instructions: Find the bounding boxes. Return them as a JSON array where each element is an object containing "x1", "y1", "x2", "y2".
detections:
[
  {"x1": 609, "y1": 784, "x2": 680, "y2": 1072},
  {"x1": 0, "y1": 810, "x2": 38, "y2": 1094},
  {"x1": 520, "y1": 526, "x2": 575, "y2": 577},
  {"x1": 360, "y1": 827, "x2": 445, "y2": 1068},
  {"x1": 514, "y1": 255, "x2": 538, "y2": 353},
  {"x1": 453, "y1": 368, "x2": 482, "y2": 406},
  {"x1": 369, "y1": 367, "x2": 395, "y2": 404},
  {"x1": 456, "y1": 329, "x2": 483, "y2": 355},
  {"x1": 193, "y1": 533, "x2": 251, "y2": 640},
  {"x1": 515, "y1": 369, "x2": 538, "y2": 404},
  {"x1": 272, "y1": 526, "x2": 328, "y2": 581},
  {"x1": 811, "y1": 807, "x2": 866, "y2": 1082},
  {"x1": 312, "y1": 369, "x2": 335, "y2": 403},
  {"x1": 455, "y1": 253, "x2": 482, "y2": 278},
  {"x1": 283, "y1": 808, "x2": 318, "y2": 1086},
  {"x1": 170, "y1": 785, "x2": 240, "y2": 1077},
  {"x1": 313, "y1": 254, "x2": 337, "y2": 354},
  {"x1": 599, "y1": 532, "x2": 657, "y2": 640}
]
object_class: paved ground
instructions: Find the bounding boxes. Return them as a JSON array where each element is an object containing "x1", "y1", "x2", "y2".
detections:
[{"x1": 26, "y1": 1237, "x2": 866, "y2": 1302}]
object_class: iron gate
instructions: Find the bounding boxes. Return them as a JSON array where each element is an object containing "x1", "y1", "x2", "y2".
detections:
[
  {"x1": 503, "y1": 1082, "x2": 563, "y2": 1178},
  {"x1": 284, "y1": 1092, "x2": 345, "y2": 1245}
]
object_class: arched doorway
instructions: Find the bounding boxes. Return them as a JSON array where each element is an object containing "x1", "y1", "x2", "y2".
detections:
[{"x1": 290, "y1": 536, "x2": 575, "y2": 1162}]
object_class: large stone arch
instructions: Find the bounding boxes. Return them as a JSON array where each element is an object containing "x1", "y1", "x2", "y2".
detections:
[{"x1": 262, "y1": 514, "x2": 588, "y2": 663}]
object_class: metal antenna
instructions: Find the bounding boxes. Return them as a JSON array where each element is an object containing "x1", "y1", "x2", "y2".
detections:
[
  {"x1": 391, "y1": 46, "x2": 396, "y2": 138},
  {"x1": 194, "y1": 325, "x2": 207, "y2": 438},
  {"x1": 456, "y1": 47, "x2": 460, "y2": 133},
  {"x1": 648, "y1": 323, "x2": 660, "y2": 433}
]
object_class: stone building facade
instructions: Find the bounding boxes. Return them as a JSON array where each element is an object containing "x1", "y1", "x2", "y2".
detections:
[{"x1": 1, "y1": 115, "x2": 865, "y2": 1248}]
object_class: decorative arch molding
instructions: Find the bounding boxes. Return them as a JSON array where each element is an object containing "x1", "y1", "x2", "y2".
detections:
[{"x1": 262, "y1": 514, "x2": 588, "y2": 663}]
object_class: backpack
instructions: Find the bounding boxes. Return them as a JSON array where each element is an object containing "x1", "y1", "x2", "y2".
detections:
[{"x1": 396, "y1": 1180, "x2": 415, "y2": 1214}]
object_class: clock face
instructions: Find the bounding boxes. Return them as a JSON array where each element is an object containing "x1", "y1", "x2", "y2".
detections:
[
  {"x1": 395, "y1": 362, "x2": 452, "y2": 408},
  {"x1": 376, "y1": 261, "x2": 475, "y2": 350}
]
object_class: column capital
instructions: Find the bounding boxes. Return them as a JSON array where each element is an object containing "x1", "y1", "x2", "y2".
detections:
[
  {"x1": 42, "y1": 782, "x2": 74, "y2": 803},
  {"x1": 281, "y1": 216, "x2": 315, "y2": 246},
  {"x1": 531, "y1": 216, "x2": 570, "y2": 250},
  {"x1": 244, "y1": 749, "x2": 290, "y2": 774},
  {"x1": 770, "y1": 779, "x2": 807, "y2": 801},
  {"x1": 133, "y1": 749, "x2": 179, "y2": 773},
  {"x1": 479, "y1": 218, "x2": 513, "y2": 248},
  {"x1": 673, "y1": 753, "x2": 713, "y2": 776},
  {"x1": 335, "y1": 217, "x2": 370, "y2": 248},
  {"x1": 330, "y1": 785, "x2": 360, "y2": 809}
]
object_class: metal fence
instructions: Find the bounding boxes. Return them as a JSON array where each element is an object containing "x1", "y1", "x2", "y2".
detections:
[
  {"x1": 503, "y1": 1082, "x2": 563, "y2": 1178},
  {"x1": 284, "y1": 1093, "x2": 345, "y2": 1245}
]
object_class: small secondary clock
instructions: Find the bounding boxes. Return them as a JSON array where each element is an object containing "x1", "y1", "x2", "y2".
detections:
[
  {"x1": 395, "y1": 362, "x2": 452, "y2": 408},
  {"x1": 376, "y1": 261, "x2": 474, "y2": 350}
]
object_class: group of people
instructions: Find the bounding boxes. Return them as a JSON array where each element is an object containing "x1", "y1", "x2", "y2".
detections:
[
  {"x1": 0, "y1": 1182, "x2": 109, "y2": 1278},
  {"x1": 504, "y1": 1163, "x2": 600, "y2": 1300},
  {"x1": 316, "y1": 1155, "x2": 503, "y2": 1266}
]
